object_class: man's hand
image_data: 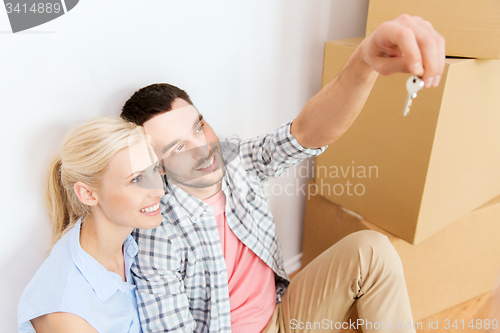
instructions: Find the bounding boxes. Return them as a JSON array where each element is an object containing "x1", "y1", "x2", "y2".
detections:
[
  {"x1": 360, "y1": 14, "x2": 445, "y2": 88},
  {"x1": 291, "y1": 14, "x2": 446, "y2": 149}
]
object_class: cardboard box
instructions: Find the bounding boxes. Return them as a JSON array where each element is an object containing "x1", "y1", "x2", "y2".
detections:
[
  {"x1": 365, "y1": 0, "x2": 500, "y2": 59},
  {"x1": 302, "y1": 180, "x2": 500, "y2": 321},
  {"x1": 316, "y1": 37, "x2": 500, "y2": 244}
]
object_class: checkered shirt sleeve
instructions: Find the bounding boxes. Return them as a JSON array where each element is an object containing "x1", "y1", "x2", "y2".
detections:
[{"x1": 238, "y1": 118, "x2": 327, "y2": 180}]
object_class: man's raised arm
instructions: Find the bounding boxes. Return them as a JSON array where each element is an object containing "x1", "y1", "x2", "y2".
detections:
[{"x1": 291, "y1": 14, "x2": 445, "y2": 149}]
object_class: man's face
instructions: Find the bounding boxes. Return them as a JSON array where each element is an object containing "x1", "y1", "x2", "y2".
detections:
[{"x1": 143, "y1": 98, "x2": 225, "y2": 195}]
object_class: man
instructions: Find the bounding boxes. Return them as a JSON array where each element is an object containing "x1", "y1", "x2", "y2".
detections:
[{"x1": 121, "y1": 15, "x2": 444, "y2": 333}]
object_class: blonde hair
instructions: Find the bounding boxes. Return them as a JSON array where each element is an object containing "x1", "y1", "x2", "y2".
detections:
[{"x1": 44, "y1": 116, "x2": 145, "y2": 245}]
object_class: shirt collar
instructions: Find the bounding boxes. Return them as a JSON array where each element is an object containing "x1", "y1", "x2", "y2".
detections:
[
  {"x1": 163, "y1": 175, "x2": 233, "y2": 222},
  {"x1": 69, "y1": 219, "x2": 136, "y2": 303}
]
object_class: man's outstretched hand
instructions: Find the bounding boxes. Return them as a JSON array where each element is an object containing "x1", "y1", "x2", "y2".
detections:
[
  {"x1": 359, "y1": 14, "x2": 445, "y2": 88},
  {"x1": 292, "y1": 14, "x2": 446, "y2": 149}
]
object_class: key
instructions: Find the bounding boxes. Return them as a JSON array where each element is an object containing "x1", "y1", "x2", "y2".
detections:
[{"x1": 403, "y1": 75, "x2": 424, "y2": 116}]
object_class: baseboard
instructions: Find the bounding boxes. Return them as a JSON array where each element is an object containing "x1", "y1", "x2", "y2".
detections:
[{"x1": 284, "y1": 252, "x2": 302, "y2": 275}]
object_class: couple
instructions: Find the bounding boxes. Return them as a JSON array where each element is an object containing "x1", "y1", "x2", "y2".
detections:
[{"x1": 18, "y1": 15, "x2": 445, "y2": 333}]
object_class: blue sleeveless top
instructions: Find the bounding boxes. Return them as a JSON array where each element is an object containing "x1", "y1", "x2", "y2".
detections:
[{"x1": 18, "y1": 220, "x2": 142, "y2": 332}]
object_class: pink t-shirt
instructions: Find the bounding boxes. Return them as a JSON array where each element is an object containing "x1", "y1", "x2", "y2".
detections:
[{"x1": 204, "y1": 191, "x2": 276, "y2": 333}]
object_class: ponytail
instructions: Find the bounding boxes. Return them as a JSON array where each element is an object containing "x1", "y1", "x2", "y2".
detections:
[{"x1": 44, "y1": 154, "x2": 86, "y2": 245}]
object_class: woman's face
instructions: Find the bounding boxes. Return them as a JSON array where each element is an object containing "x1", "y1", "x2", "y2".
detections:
[{"x1": 96, "y1": 137, "x2": 165, "y2": 230}]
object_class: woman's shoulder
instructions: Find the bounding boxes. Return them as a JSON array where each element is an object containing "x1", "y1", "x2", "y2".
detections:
[
  {"x1": 19, "y1": 223, "x2": 88, "y2": 300},
  {"x1": 18, "y1": 223, "x2": 95, "y2": 331}
]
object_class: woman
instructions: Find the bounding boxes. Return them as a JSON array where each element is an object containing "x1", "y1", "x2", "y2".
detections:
[{"x1": 18, "y1": 117, "x2": 165, "y2": 332}]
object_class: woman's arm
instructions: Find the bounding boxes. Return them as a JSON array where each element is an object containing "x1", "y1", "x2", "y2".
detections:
[{"x1": 31, "y1": 313, "x2": 98, "y2": 333}]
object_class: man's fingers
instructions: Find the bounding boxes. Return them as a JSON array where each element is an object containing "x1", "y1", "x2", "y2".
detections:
[
  {"x1": 394, "y1": 15, "x2": 435, "y2": 85},
  {"x1": 391, "y1": 15, "x2": 426, "y2": 76},
  {"x1": 368, "y1": 15, "x2": 446, "y2": 82},
  {"x1": 417, "y1": 33, "x2": 440, "y2": 87},
  {"x1": 362, "y1": 14, "x2": 446, "y2": 85},
  {"x1": 411, "y1": 16, "x2": 445, "y2": 87},
  {"x1": 394, "y1": 26, "x2": 424, "y2": 76},
  {"x1": 367, "y1": 19, "x2": 422, "y2": 76}
]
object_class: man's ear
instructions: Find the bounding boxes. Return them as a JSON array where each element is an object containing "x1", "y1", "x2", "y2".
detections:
[{"x1": 74, "y1": 182, "x2": 98, "y2": 206}]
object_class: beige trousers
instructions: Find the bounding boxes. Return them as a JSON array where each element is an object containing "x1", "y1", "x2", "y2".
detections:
[{"x1": 263, "y1": 230, "x2": 416, "y2": 333}]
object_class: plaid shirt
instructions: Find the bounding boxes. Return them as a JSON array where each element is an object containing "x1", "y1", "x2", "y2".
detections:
[{"x1": 131, "y1": 119, "x2": 326, "y2": 332}]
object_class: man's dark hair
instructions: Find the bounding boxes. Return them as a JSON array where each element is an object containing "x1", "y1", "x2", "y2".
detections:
[{"x1": 120, "y1": 83, "x2": 193, "y2": 126}]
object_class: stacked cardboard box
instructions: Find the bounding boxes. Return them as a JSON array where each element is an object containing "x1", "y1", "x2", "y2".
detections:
[
  {"x1": 316, "y1": 37, "x2": 500, "y2": 245},
  {"x1": 302, "y1": 6, "x2": 500, "y2": 321},
  {"x1": 303, "y1": 180, "x2": 500, "y2": 321}
]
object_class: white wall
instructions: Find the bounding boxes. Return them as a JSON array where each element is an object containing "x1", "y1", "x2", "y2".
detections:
[{"x1": 0, "y1": 0, "x2": 368, "y2": 329}]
